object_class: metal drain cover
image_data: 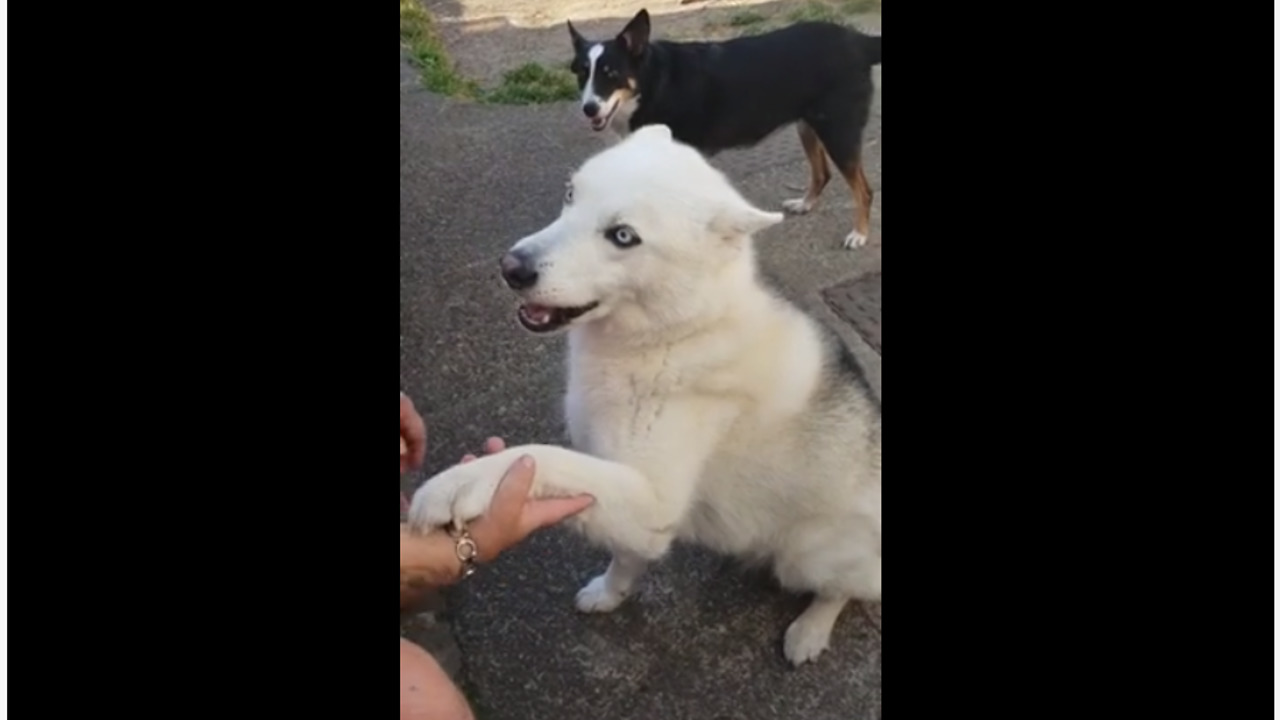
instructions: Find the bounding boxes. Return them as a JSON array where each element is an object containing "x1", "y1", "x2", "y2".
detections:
[{"x1": 822, "y1": 272, "x2": 881, "y2": 355}]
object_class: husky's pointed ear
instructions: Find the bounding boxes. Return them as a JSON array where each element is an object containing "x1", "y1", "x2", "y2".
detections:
[
  {"x1": 568, "y1": 20, "x2": 588, "y2": 53},
  {"x1": 710, "y1": 202, "x2": 784, "y2": 240},
  {"x1": 617, "y1": 9, "x2": 651, "y2": 57}
]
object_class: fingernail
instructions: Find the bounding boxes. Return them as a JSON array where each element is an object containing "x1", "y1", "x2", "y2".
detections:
[{"x1": 519, "y1": 455, "x2": 534, "y2": 469}]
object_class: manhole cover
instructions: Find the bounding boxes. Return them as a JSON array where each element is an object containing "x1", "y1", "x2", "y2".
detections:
[{"x1": 822, "y1": 273, "x2": 881, "y2": 355}]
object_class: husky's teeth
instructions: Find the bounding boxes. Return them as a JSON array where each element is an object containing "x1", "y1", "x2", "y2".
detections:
[{"x1": 522, "y1": 305, "x2": 553, "y2": 325}]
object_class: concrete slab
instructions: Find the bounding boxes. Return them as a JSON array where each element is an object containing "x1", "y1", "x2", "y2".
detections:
[{"x1": 453, "y1": 537, "x2": 882, "y2": 720}]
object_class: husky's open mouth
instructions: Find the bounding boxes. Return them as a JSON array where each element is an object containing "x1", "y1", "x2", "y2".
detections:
[{"x1": 517, "y1": 301, "x2": 600, "y2": 333}]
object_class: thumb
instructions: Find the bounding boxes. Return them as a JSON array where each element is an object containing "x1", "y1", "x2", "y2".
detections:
[
  {"x1": 468, "y1": 456, "x2": 537, "y2": 563},
  {"x1": 486, "y1": 455, "x2": 537, "y2": 519}
]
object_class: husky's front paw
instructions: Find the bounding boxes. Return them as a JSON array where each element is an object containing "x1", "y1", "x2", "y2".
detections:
[
  {"x1": 407, "y1": 462, "x2": 501, "y2": 533},
  {"x1": 575, "y1": 575, "x2": 628, "y2": 613},
  {"x1": 783, "y1": 614, "x2": 833, "y2": 666}
]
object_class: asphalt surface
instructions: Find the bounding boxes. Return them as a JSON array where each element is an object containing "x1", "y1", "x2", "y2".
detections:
[{"x1": 400, "y1": 48, "x2": 883, "y2": 719}]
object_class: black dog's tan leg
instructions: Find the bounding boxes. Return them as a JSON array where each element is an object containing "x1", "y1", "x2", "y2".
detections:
[
  {"x1": 840, "y1": 158, "x2": 874, "y2": 249},
  {"x1": 782, "y1": 122, "x2": 831, "y2": 215},
  {"x1": 803, "y1": 84, "x2": 875, "y2": 249}
]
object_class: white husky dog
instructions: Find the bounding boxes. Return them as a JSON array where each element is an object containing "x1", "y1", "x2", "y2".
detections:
[{"x1": 409, "y1": 124, "x2": 881, "y2": 666}]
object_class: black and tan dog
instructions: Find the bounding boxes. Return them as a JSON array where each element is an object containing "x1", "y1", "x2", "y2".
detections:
[{"x1": 568, "y1": 9, "x2": 882, "y2": 249}]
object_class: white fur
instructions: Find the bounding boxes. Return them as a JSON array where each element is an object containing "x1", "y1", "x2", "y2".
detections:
[
  {"x1": 843, "y1": 230, "x2": 868, "y2": 249},
  {"x1": 782, "y1": 197, "x2": 816, "y2": 215},
  {"x1": 409, "y1": 125, "x2": 882, "y2": 666},
  {"x1": 580, "y1": 44, "x2": 604, "y2": 110}
]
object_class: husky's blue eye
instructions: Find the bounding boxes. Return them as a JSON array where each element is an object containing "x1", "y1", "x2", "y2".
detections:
[{"x1": 605, "y1": 224, "x2": 641, "y2": 248}]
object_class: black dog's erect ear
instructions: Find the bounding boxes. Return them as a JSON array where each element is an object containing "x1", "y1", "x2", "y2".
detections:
[
  {"x1": 567, "y1": 20, "x2": 588, "y2": 53},
  {"x1": 617, "y1": 9, "x2": 650, "y2": 56}
]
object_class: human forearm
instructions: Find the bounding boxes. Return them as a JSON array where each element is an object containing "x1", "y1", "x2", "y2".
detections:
[{"x1": 399, "y1": 524, "x2": 462, "y2": 607}]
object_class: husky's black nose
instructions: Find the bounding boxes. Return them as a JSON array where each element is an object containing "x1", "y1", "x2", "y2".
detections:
[
  {"x1": 500, "y1": 252, "x2": 538, "y2": 290},
  {"x1": 582, "y1": 101, "x2": 599, "y2": 118}
]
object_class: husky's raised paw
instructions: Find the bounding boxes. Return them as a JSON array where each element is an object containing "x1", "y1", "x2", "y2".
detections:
[{"x1": 407, "y1": 461, "x2": 503, "y2": 533}]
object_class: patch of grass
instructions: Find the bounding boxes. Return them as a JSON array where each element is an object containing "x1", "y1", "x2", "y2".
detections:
[
  {"x1": 399, "y1": 0, "x2": 479, "y2": 97},
  {"x1": 703, "y1": 0, "x2": 879, "y2": 41},
  {"x1": 399, "y1": 1, "x2": 577, "y2": 105},
  {"x1": 788, "y1": 1, "x2": 843, "y2": 24},
  {"x1": 483, "y1": 63, "x2": 579, "y2": 105},
  {"x1": 788, "y1": 0, "x2": 880, "y2": 24},
  {"x1": 840, "y1": 0, "x2": 882, "y2": 14},
  {"x1": 728, "y1": 10, "x2": 767, "y2": 26},
  {"x1": 738, "y1": 23, "x2": 776, "y2": 37},
  {"x1": 701, "y1": 9, "x2": 773, "y2": 37}
]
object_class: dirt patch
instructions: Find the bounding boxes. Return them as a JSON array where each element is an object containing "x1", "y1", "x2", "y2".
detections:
[{"x1": 419, "y1": 0, "x2": 881, "y2": 88}]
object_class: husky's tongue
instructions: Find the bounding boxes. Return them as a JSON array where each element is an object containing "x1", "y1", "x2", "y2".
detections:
[{"x1": 521, "y1": 304, "x2": 554, "y2": 326}]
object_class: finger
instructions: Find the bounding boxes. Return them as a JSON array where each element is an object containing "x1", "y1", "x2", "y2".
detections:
[
  {"x1": 468, "y1": 456, "x2": 536, "y2": 533},
  {"x1": 402, "y1": 434, "x2": 426, "y2": 471},
  {"x1": 467, "y1": 456, "x2": 536, "y2": 561},
  {"x1": 400, "y1": 396, "x2": 428, "y2": 469},
  {"x1": 408, "y1": 429, "x2": 427, "y2": 468},
  {"x1": 519, "y1": 495, "x2": 596, "y2": 534},
  {"x1": 460, "y1": 454, "x2": 477, "y2": 464},
  {"x1": 483, "y1": 437, "x2": 506, "y2": 455}
]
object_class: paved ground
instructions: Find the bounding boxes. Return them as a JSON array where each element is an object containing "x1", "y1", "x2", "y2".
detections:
[{"x1": 400, "y1": 42, "x2": 883, "y2": 720}]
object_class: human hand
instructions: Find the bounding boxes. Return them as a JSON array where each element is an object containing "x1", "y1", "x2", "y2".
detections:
[
  {"x1": 401, "y1": 437, "x2": 510, "y2": 515},
  {"x1": 456, "y1": 437, "x2": 595, "y2": 563},
  {"x1": 400, "y1": 392, "x2": 427, "y2": 474}
]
